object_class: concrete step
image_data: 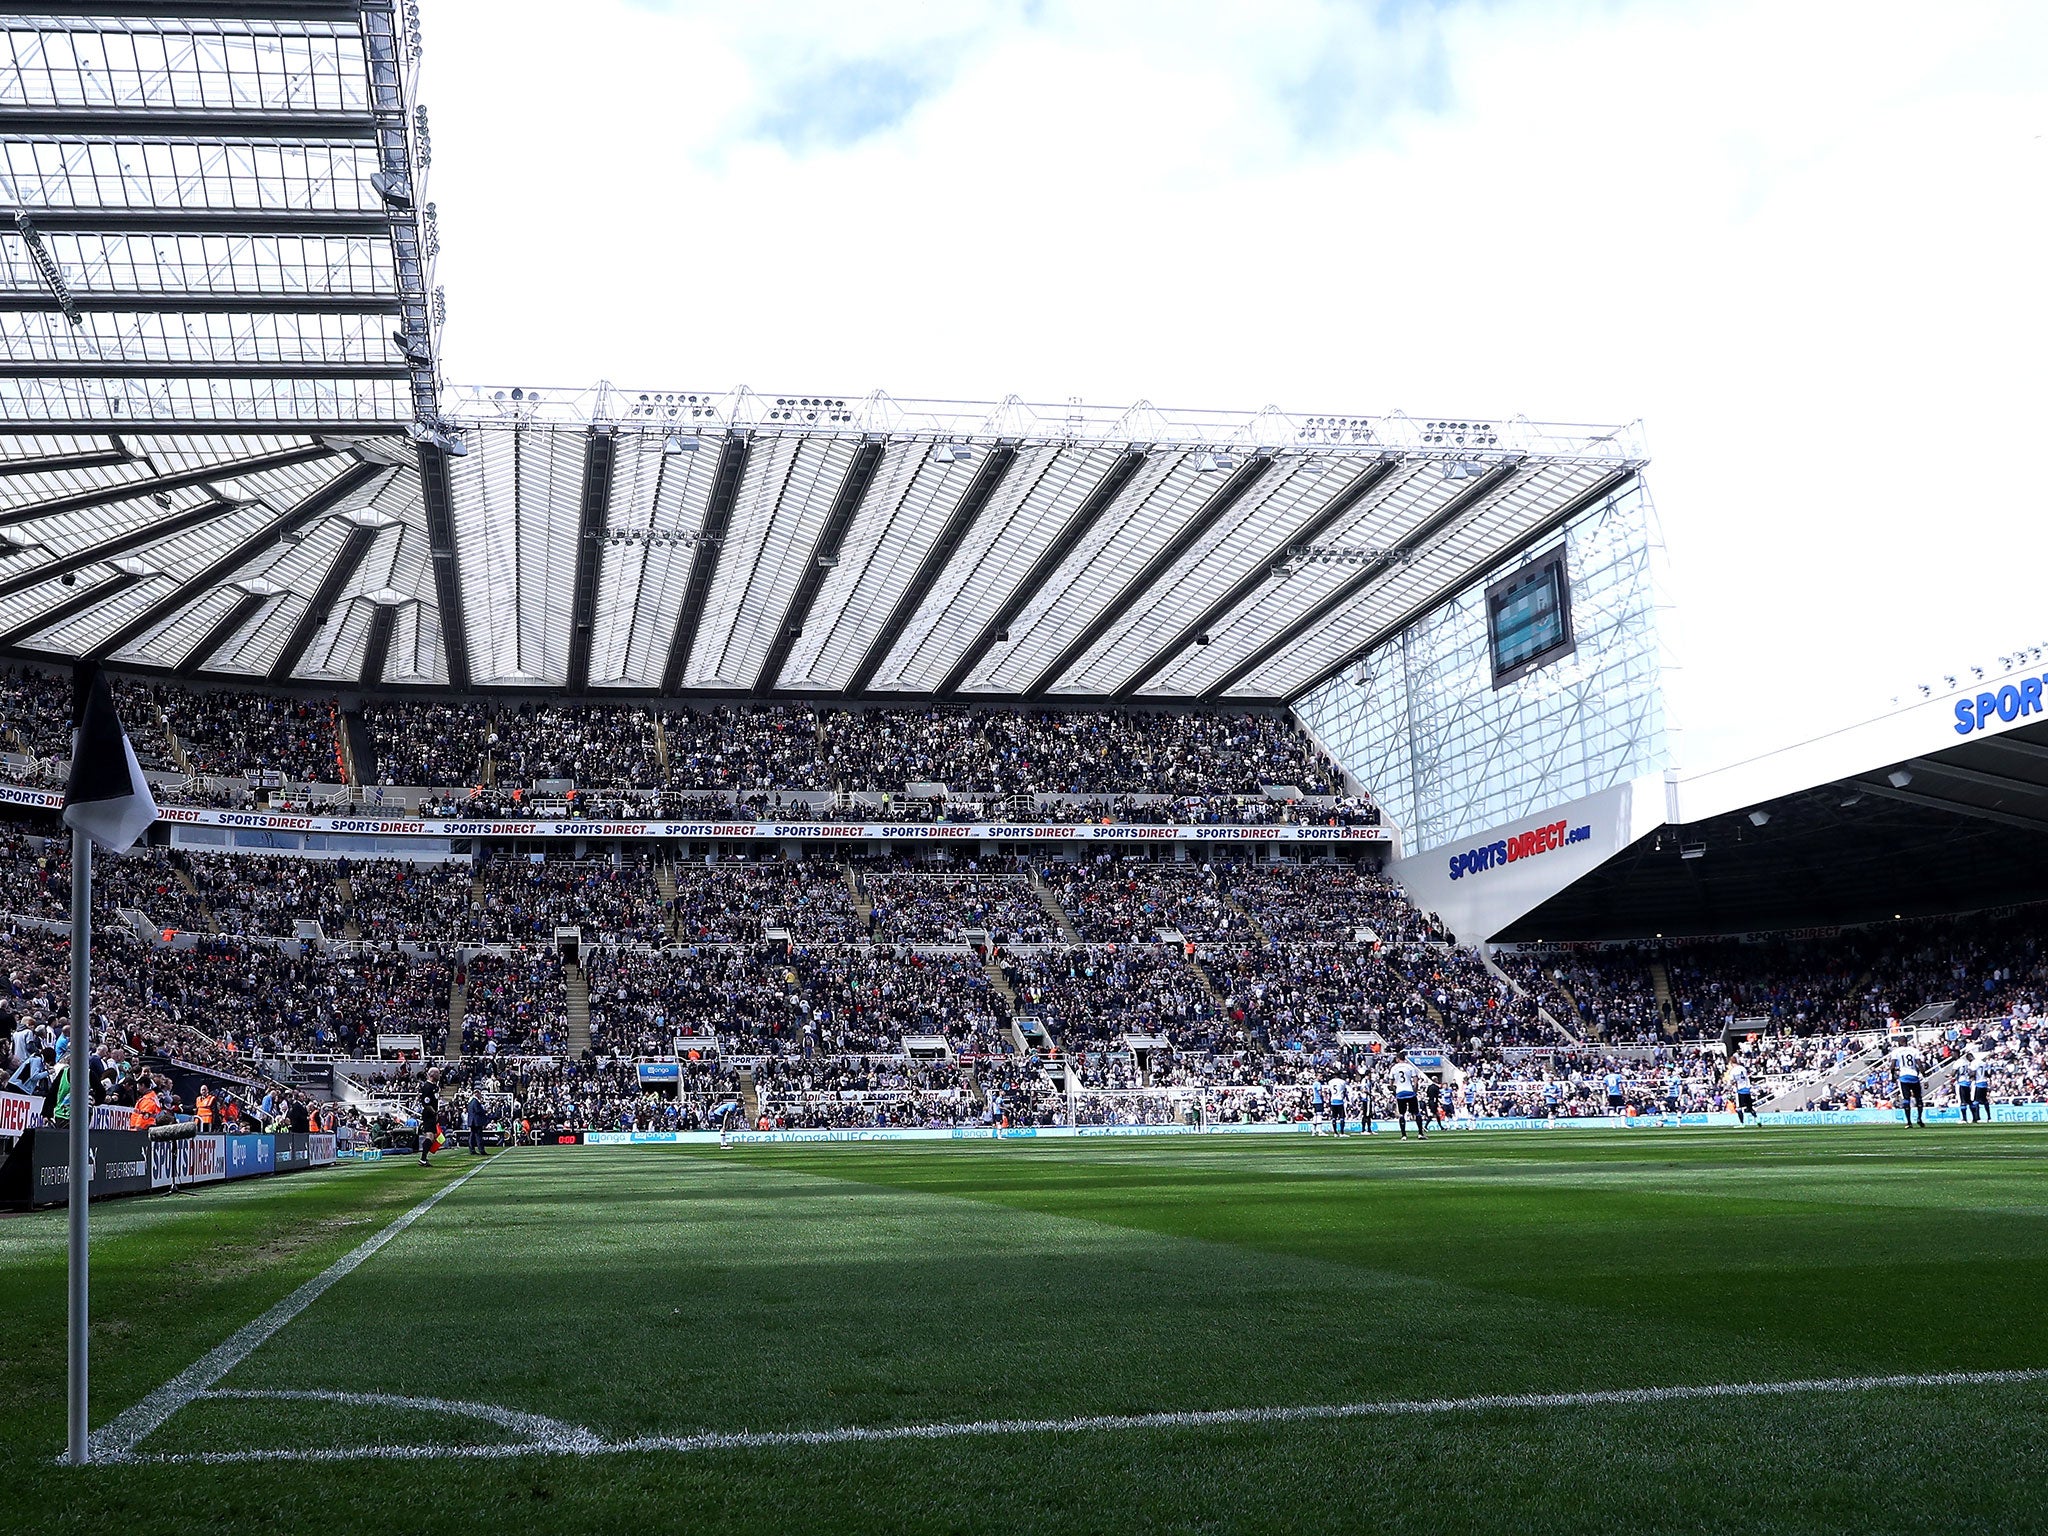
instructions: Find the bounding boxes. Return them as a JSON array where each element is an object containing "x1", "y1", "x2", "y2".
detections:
[
  {"x1": 1028, "y1": 870, "x2": 1079, "y2": 942},
  {"x1": 563, "y1": 961, "x2": 592, "y2": 1057},
  {"x1": 445, "y1": 981, "x2": 465, "y2": 1061}
]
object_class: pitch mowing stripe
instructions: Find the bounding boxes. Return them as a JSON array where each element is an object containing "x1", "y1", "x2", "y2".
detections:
[
  {"x1": 85, "y1": 1153, "x2": 504, "y2": 1465},
  {"x1": 115, "y1": 1368, "x2": 2048, "y2": 1466}
]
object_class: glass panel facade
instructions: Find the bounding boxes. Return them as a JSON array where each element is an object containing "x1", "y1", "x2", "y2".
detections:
[{"x1": 1294, "y1": 479, "x2": 1671, "y2": 853}]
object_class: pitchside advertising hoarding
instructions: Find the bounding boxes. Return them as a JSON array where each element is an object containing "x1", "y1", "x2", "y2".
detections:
[
  {"x1": 1, "y1": 1128, "x2": 336, "y2": 1206},
  {"x1": 0, "y1": 781, "x2": 1389, "y2": 845}
]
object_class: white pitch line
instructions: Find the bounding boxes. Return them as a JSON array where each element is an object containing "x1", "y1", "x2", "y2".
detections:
[
  {"x1": 114, "y1": 1367, "x2": 2048, "y2": 1467},
  {"x1": 207, "y1": 1387, "x2": 605, "y2": 1453},
  {"x1": 87, "y1": 1153, "x2": 504, "y2": 1464}
]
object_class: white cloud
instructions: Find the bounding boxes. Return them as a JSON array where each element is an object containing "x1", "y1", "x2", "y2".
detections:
[{"x1": 421, "y1": 0, "x2": 2047, "y2": 768}]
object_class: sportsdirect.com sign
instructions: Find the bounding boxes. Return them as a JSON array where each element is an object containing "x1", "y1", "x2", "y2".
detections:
[{"x1": 1445, "y1": 818, "x2": 1592, "y2": 881}]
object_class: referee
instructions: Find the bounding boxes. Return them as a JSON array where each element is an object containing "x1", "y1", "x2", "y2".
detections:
[{"x1": 418, "y1": 1069, "x2": 441, "y2": 1167}]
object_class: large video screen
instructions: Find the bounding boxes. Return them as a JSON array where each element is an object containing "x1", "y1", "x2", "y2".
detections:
[{"x1": 1487, "y1": 547, "x2": 1574, "y2": 687}]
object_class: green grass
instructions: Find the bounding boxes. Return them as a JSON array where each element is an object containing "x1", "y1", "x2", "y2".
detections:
[{"x1": 7, "y1": 1128, "x2": 2048, "y2": 1533}]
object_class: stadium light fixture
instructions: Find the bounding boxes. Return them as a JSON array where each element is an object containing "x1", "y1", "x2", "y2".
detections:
[
  {"x1": 1440, "y1": 460, "x2": 1489, "y2": 480},
  {"x1": 406, "y1": 419, "x2": 468, "y2": 457},
  {"x1": 663, "y1": 433, "x2": 699, "y2": 456},
  {"x1": 1679, "y1": 841, "x2": 1706, "y2": 859},
  {"x1": 1839, "y1": 794, "x2": 1863, "y2": 807},
  {"x1": 1888, "y1": 770, "x2": 1913, "y2": 788},
  {"x1": 1749, "y1": 810, "x2": 1770, "y2": 827},
  {"x1": 1197, "y1": 452, "x2": 1237, "y2": 473},
  {"x1": 935, "y1": 443, "x2": 975, "y2": 463},
  {"x1": 368, "y1": 170, "x2": 414, "y2": 210},
  {"x1": 390, "y1": 330, "x2": 433, "y2": 366}
]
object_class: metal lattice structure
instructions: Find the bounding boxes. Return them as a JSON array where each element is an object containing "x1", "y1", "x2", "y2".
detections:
[
  {"x1": 1294, "y1": 480, "x2": 1671, "y2": 850},
  {"x1": 0, "y1": 5, "x2": 1646, "y2": 703}
]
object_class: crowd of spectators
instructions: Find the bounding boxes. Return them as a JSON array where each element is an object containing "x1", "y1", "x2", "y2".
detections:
[
  {"x1": 669, "y1": 861, "x2": 860, "y2": 944},
  {"x1": 863, "y1": 866, "x2": 1055, "y2": 944},
  {"x1": 459, "y1": 951, "x2": 565, "y2": 1057},
  {"x1": 1045, "y1": 858, "x2": 1258, "y2": 943},
  {"x1": 3, "y1": 669, "x2": 1359, "y2": 815}
]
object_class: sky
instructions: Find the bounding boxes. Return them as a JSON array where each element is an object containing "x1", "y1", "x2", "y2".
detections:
[{"x1": 419, "y1": 0, "x2": 2047, "y2": 772}]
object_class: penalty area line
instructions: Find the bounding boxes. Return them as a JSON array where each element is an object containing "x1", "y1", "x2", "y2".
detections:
[
  {"x1": 116, "y1": 1366, "x2": 2048, "y2": 1467},
  {"x1": 83, "y1": 1151, "x2": 506, "y2": 1465}
]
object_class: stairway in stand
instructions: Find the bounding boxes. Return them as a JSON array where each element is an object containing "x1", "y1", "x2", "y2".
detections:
[
  {"x1": 563, "y1": 961, "x2": 592, "y2": 1057},
  {"x1": 738, "y1": 1068, "x2": 761, "y2": 1127},
  {"x1": 171, "y1": 867, "x2": 217, "y2": 931},
  {"x1": 656, "y1": 859, "x2": 678, "y2": 939},
  {"x1": 1028, "y1": 869, "x2": 1079, "y2": 941},
  {"x1": 445, "y1": 979, "x2": 465, "y2": 1061},
  {"x1": 847, "y1": 867, "x2": 873, "y2": 934},
  {"x1": 335, "y1": 874, "x2": 360, "y2": 940},
  {"x1": 1650, "y1": 960, "x2": 1675, "y2": 1035}
]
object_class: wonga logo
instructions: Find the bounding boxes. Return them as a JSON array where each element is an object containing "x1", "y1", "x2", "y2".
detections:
[{"x1": 1446, "y1": 819, "x2": 1591, "y2": 881}]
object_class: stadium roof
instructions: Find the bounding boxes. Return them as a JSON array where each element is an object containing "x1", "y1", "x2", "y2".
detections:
[
  {"x1": 1494, "y1": 662, "x2": 2048, "y2": 940},
  {"x1": 0, "y1": 4, "x2": 1645, "y2": 702}
]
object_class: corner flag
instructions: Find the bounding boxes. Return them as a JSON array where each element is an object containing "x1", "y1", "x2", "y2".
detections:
[{"x1": 62, "y1": 664, "x2": 157, "y2": 854}]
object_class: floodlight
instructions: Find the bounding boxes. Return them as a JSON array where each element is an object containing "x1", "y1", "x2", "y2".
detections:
[
  {"x1": 390, "y1": 330, "x2": 432, "y2": 366},
  {"x1": 1440, "y1": 460, "x2": 1488, "y2": 479},
  {"x1": 368, "y1": 170, "x2": 414, "y2": 210},
  {"x1": 1679, "y1": 842, "x2": 1706, "y2": 860},
  {"x1": 663, "y1": 433, "x2": 699, "y2": 456},
  {"x1": 1197, "y1": 452, "x2": 1236, "y2": 472},
  {"x1": 935, "y1": 443, "x2": 975, "y2": 463},
  {"x1": 1839, "y1": 794, "x2": 1863, "y2": 807},
  {"x1": 817, "y1": 554, "x2": 839, "y2": 569},
  {"x1": 1748, "y1": 810, "x2": 1770, "y2": 827},
  {"x1": 1195, "y1": 633, "x2": 1211, "y2": 646},
  {"x1": 1888, "y1": 770, "x2": 1913, "y2": 788}
]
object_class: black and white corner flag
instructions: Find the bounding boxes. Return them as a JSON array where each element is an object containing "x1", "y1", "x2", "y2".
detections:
[{"x1": 62, "y1": 664, "x2": 157, "y2": 855}]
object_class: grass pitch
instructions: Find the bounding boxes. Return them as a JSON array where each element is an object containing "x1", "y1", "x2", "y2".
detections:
[{"x1": 6, "y1": 1127, "x2": 2048, "y2": 1533}]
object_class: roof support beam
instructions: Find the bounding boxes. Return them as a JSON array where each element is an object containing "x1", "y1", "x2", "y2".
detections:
[
  {"x1": 0, "y1": 572, "x2": 142, "y2": 646},
  {"x1": 1114, "y1": 455, "x2": 1406, "y2": 699},
  {"x1": 415, "y1": 441, "x2": 468, "y2": 692},
  {"x1": 1204, "y1": 459, "x2": 1529, "y2": 700},
  {"x1": 359, "y1": 602, "x2": 396, "y2": 688},
  {"x1": 0, "y1": 441, "x2": 333, "y2": 529},
  {"x1": 662, "y1": 435, "x2": 750, "y2": 693},
  {"x1": 12, "y1": 211, "x2": 395, "y2": 237},
  {"x1": 16, "y1": 3, "x2": 364, "y2": 19},
  {"x1": 846, "y1": 445, "x2": 1018, "y2": 697},
  {"x1": 0, "y1": 361, "x2": 408, "y2": 380},
  {"x1": 0, "y1": 496, "x2": 246, "y2": 601},
  {"x1": 1282, "y1": 466, "x2": 1639, "y2": 702},
  {"x1": 562, "y1": 428, "x2": 617, "y2": 695},
  {"x1": 87, "y1": 458, "x2": 384, "y2": 660},
  {"x1": 1853, "y1": 778, "x2": 2048, "y2": 836},
  {"x1": 1024, "y1": 455, "x2": 1273, "y2": 698},
  {"x1": 937, "y1": 448, "x2": 1148, "y2": 697},
  {"x1": 0, "y1": 446, "x2": 134, "y2": 479},
  {"x1": 1974, "y1": 734, "x2": 2048, "y2": 766},
  {"x1": 755, "y1": 437, "x2": 887, "y2": 694},
  {"x1": 181, "y1": 589, "x2": 268, "y2": 673},
  {"x1": 0, "y1": 293, "x2": 404, "y2": 316},
  {"x1": 269, "y1": 523, "x2": 376, "y2": 681},
  {"x1": 0, "y1": 107, "x2": 377, "y2": 140},
  {"x1": 1905, "y1": 756, "x2": 2048, "y2": 798}
]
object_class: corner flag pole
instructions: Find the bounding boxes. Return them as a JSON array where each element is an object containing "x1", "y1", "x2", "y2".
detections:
[
  {"x1": 66, "y1": 823, "x2": 91, "y2": 1465},
  {"x1": 61, "y1": 663, "x2": 158, "y2": 1467}
]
